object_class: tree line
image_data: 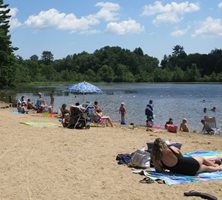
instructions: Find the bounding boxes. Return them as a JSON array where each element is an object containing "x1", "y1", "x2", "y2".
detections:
[{"x1": 0, "y1": 0, "x2": 222, "y2": 89}]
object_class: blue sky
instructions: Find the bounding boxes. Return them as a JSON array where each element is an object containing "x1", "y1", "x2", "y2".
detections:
[{"x1": 4, "y1": 0, "x2": 222, "y2": 62}]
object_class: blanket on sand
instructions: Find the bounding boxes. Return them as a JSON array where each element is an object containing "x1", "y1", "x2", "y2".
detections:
[
  {"x1": 143, "y1": 151, "x2": 222, "y2": 185},
  {"x1": 20, "y1": 121, "x2": 59, "y2": 128}
]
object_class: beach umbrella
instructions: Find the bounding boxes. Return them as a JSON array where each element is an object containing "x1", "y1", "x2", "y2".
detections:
[{"x1": 66, "y1": 81, "x2": 102, "y2": 94}]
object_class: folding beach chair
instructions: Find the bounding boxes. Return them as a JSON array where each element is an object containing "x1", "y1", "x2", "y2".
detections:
[
  {"x1": 68, "y1": 106, "x2": 89, "y2": 129},
  {"x1": 202, "y1": 116, "x2": 220, "y2": 135},
  {"x1": 86, "y1": 106, "x2": 106, "y2": 127}
]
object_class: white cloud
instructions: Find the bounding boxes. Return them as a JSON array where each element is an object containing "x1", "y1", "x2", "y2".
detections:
[
  {"x1": 10, "y1": 18, "x2": 22, "y2": 30},
  {"x1": 193, "y1": 17, "x2": 222, "y2": 37},
  {"x1": 106, "y1": 19, "x2": 144, "y2": 35},
  {"x1": 142, "y1": 1, "x2": 200, "y2": 24},
  {"x1": 218, "y1": 2, "x2": 222, "y2": 10},
  {"x1": 9, "y1": 8, "x2": 22, "y2": 29},
  {"x1": 171, "y1": 28, "x2": 188, "y2": 37},
  {"x1": 95, "y1": 2, "x2": 120, "y2": 21},
  {"x1": 24, "y1": 2, "x2": 121, "y2": 33},
  {"x1": 25, "y1": 9, "x2": 100, "y2": 32}
]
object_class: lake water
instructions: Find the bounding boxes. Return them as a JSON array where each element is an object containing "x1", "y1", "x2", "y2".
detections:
[{"x1": 14, "y1": 83, "x2": 222, "y2": 132}]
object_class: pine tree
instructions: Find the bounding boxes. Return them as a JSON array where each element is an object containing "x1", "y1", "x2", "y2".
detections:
[{"x1": 0, "y1": 0, "x2": 17, "y2": 88}]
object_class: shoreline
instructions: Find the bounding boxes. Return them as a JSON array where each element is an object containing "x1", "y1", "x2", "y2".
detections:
[{"x1": 0, "y1": 100, "x2": 219, "y2": 136}]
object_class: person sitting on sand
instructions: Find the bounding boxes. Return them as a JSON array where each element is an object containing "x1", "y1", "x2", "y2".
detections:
[
  {"x1": 37, "y1": 100, "x2": 48, "y2": 113},
  {"x1": 20, "y1": 96, "x2": 27, "y2": 106},
  {"x1": 27, "y1": 99, "x2": 37, "y2": 110},
  {"x1": 94, "y1": 101, "x2": 113, "y2": 127},
  {"x1": 62, "y1": 113, "x2": 70, "y2": 128},
  {"x1": 60, "y1": 104, "x2": 70, "y2": 118},
  {"x1": 201, "y1": 119, "x2": 215, "y2": 135},
  {"x1": 151, "y1": 138, "x2": 222, "y2": 176},
  {"x1": 179, "y1": 118, "x2": 189, "y2": 132},
  {"x1": 17, "y1": 102, "x2": 28, "y2": 114},
  {"x1": 165, "y1": 118, "x2": 173, "y2": 129}
]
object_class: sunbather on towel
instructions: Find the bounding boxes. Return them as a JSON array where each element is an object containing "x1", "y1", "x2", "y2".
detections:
[{"x1": 151, "y1": 138, "x2": 222, "y2": 176}]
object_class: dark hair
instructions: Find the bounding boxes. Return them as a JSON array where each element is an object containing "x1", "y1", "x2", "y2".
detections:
[
  {"x1": 62, "y1": 104, "x2": 66, "y2": 108},
  {"x1": 94, "y1": 101, "x2": 98, "y2": 105},
  {"x1": 149, "y1": 100, "x2": 153, "y2": 104},
  {"x1": 75, "y1": 102, "x2": 80, "y2": 106}
]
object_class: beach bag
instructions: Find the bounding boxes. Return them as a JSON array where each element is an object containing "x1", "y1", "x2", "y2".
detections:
[
  {"x1": 167, "y1": 124, "x2": 178, "y2": 133},
  {"x1": 146, "y1": 120, "x2": 153, "y2": 128},
  {"x1": 129, "y1": 149, "x2": 150, "y2": 168}
]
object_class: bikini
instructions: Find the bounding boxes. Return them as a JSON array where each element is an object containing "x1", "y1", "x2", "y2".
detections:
[{"x1": 161, "y1": 148, "x2": 200, "y2": 176}]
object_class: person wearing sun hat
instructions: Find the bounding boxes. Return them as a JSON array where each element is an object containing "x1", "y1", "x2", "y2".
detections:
[{"x1": 179, "y1": 118, "x2": 189, "y2": 132}]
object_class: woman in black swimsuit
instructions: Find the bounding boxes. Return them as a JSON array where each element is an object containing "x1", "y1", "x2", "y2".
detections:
[{"x1": 151, "y1": 138, "x2": 222, "y2": 176}]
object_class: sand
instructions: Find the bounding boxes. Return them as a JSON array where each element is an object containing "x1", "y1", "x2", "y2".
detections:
[{"x1": 0, "y1": 101, "x2": 222, "y2": 200}]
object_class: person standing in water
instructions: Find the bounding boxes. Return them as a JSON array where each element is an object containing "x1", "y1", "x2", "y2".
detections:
[{"x1": 119, "y1": 102, "x2": 126, "y2": 125}]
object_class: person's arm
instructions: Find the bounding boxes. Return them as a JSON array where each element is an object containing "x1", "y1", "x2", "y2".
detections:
[
  {"x1": 169, "y1": 146, "x2": 183, "y2": 158},
  {"x1": 152, "y1": 159, "x2": 164, "y2": 172},
  {"x1": 186, "y1": 124, "x2": 190, "y2": 132},
  {"x1": 96, "y1": 111, "x2": 103, "y2": 118},
  {"x1": 179, "y1": 123, "x2": 182, "y2": 131}
]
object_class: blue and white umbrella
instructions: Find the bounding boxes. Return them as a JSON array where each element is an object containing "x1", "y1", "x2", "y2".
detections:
[{"x1": 66, "y1": 81, "x2": 102, "y2": 94}]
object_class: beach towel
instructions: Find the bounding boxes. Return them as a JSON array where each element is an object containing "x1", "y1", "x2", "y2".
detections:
[
  {"x1": 20, "y1": 121, "x2": 60, "y2": 128},
  {"x1": 143, "y1": 151, "x2": 222, "y2": 185},
  {"x1": 10, "y1": 109, "x2": 21, "y2": 114},
  {"x1": 43, "y1": 112, "x2": 60, "y2": 118},
  {"x1": 184, "y1": 151, "x2": 222, "y2": 161}
]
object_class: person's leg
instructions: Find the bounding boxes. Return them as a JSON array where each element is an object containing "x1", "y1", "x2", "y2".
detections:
[
  {"x1": 102, "y1": 116, "x2": 113, "y2": 127},
  {"x1": 107, "y1": 117, "x2": 113, "y2": 127},
  {"x1": 121, "y1": 113, "x2": 124, "y2": 122},
  {"x1": 197, "y1": 164, "x2": 221, "y2": 173},
  {"x1": 193, "y1": 156, "x2": 217, "y2": 167}
]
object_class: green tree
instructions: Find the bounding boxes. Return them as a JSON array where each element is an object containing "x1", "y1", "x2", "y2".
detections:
[
  {"x1": 115, "y1": 64, "x2": 134, "y2": 82},
  {"x1": 30, "y1": 54, "x2": 39, "y2": 61},
  {"x1": 41, "y1": 51, "x2": 54, "y2": 65},
  {"x1": 97, "y1": 65, "x2": 115, "y2": 82},
  {"x1": 133, "y1": 47, "x2": 144, "y2": 56},
  {"x1": 0, "y1": 0, "x2": 17, "y2": 88}
]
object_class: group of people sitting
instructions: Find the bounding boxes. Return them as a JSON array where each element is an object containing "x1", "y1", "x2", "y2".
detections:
[
  {"x1": 60, "y1": 101, "x2": 113, "y2": 129},
  {"x1": 16, "y1": 93, "x2": 54, "y2": 114},
  {"x1": 164, "y1": 118, "x2": 189, "y2": 133}
]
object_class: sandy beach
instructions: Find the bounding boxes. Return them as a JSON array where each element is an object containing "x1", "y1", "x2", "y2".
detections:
[{"x1": 0, "y1": 101, "x2": 222, "y2": 200}]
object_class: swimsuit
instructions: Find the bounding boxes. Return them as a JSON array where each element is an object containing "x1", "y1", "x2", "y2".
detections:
[{"x1": 161, "y1": 148, "x2": 200, "y2": 176}]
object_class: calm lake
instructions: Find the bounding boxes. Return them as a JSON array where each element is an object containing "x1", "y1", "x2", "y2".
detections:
[{"x1": 10, "y1": 83, "x2": 222, "y2": 132}]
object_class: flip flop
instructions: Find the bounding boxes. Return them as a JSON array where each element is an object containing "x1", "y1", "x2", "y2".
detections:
[
  {"x1": 184, "y1": 190, "x2": 217, "y2": 200},
  {"x1": 139, "y1": 177, "x2": 154, "y2": 184}
]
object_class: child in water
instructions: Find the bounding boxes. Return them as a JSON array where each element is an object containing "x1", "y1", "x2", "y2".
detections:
[{"x1": 119, "y1": 102, "x2": 126, "y2": 125}]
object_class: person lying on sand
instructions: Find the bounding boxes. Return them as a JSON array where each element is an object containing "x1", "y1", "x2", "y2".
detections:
[{"x1": 151, "y1": 138, "x2": 222, "y2": 176}]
